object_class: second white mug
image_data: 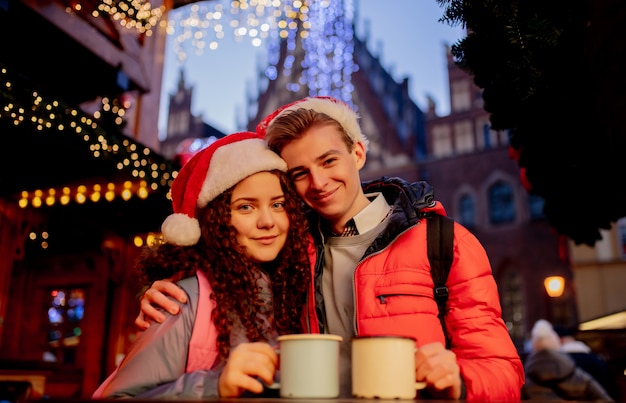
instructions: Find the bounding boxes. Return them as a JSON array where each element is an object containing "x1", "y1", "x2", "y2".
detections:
[{"x1": 351, "y1": 335, "x2": 426, "y2": 399}]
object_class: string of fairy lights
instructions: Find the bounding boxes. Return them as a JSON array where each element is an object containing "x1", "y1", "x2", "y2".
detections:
[
  {"x1": 0, "y1": 65, "x2": 175, "y2": 209},
  {"x1": 95, "y1": 0, "x2": 165, "y2": 35},
  {"x1": 0, "y1": 63, "x2": 175, "y2": 249},
  {"x1": 1, "y1": 0, "x2": 355, "y2": 206},
  {"x1": 166, "y1": 0, "x2": 310, "y2": 63},
  {"x1": 3, "y1": 0, "x2": 357, "y2": 249},
  {"x1": 168, "y1": 0, "x2": 357, "y2": 106},
  {"x1": 68, "y1": 0, "x2": 357, "y2": 104},
  {"x1": 294, "y1": 0, "x2": 355, "y2": 104}
]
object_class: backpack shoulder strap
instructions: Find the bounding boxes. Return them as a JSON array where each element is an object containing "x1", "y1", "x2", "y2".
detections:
[{"x1": 426, "y1": 214, "x2": 454, "y2": 348}]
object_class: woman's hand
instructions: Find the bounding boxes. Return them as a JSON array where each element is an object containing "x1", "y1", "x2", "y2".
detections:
[
  {"x1": 134, "y1": 280, "x2": 188, "y2": 330},
  {"x1": 218, "y1": 342, "x2": 279, "y2": 397}
]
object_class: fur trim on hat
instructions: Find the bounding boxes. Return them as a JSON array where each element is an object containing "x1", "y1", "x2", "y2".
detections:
[
  {"x1": 161, "y1": 132, "x2": 287, "y2": 246},
  {"x1": 198, "y1": 137, "x2": 287, "y2": 207},
  {"x1": 161, "y1": 213, "x2": 201, "y2": 247},
  {"x1": 257, "y1": 96, "x2": 369, "y2": 152}
]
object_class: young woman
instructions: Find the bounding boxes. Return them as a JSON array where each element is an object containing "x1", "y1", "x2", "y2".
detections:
[{"x1": 92, "y1": 132, "x2": 312, "y2": 399}]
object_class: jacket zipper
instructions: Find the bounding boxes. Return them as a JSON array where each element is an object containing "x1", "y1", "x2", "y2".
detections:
[{"x1": 352, "y1": 222, "x2": 421, "y2": 334}]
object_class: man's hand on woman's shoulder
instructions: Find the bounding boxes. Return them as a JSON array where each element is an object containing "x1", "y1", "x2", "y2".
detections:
[{"x1": 135, "y1": 279, "x2": 187, "y2": 330}]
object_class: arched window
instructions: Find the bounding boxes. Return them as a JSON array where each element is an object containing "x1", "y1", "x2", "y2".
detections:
[
  {"x1": 458, "y1": 194, "x2": 475, "y2": 229},
  {"x1": 488, "y1": 181, "x2": 515, "y2": 225}
]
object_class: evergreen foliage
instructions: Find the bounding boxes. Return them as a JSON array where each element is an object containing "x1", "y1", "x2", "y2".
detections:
[{"x1": 437, "y1": 0, "x2": 626, "y2": 246}]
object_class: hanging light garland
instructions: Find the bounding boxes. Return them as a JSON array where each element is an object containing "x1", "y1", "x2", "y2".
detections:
[
  {"x1": 299, "y1": 0, "x2": 355, "y2": 105},
  {"x1": 65, "y1": 0, "x2": 165, "y2": 35},
  {"x1": 94, "y1": 0, "x2": 165, "y2": 35},
  {"x1": 0, "y1": 64, "x2": 176, "y2": 207},
  {"x1": 166, "y1": 0, "x2": 356, "y2": 107},
  {"x1": 166, "y1": 0, "x2": 309, "y2": 63},
  {"x1": 263, "y1": 0, "x2": 356, "y2": 106}
]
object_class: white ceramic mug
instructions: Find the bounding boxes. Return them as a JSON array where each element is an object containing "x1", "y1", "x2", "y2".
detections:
[
  {"x1": 351, "y1": 335, "x2": 426, "y2": 399},
  {"x1": 267, "y1": 334, "x2": 343, "y2": 398}
]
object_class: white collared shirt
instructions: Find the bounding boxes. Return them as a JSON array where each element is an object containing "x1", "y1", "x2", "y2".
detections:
[{"x1": 322, "y1": 192, "x2": 392, "y2": 397}]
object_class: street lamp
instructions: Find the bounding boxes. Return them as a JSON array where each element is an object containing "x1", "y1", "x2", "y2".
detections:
[{"x1": 544, "y1": 276, "x2": 565, "y2": 298}]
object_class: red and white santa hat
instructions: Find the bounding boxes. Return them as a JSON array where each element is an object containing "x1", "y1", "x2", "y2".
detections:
[
  {"x1": 161, "y1": 131, "x2": 287, "y2": 246},
  {"x1": 256, "y1": 96, "x2": 369, "y2": 151}
]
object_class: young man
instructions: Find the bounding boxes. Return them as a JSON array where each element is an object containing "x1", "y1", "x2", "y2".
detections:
[{"x1": 136, "y1": 97, "x2": 524, "y2": 400}]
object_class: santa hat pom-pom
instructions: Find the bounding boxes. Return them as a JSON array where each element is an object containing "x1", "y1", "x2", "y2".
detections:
[{"x1": 161, "y1": 213, "x2": 202, "y2": 246}]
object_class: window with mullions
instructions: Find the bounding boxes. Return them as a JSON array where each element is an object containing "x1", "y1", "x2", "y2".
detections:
[
  {"x1": 488, "y1": 181, "x2": 515, "y2": 225},
  {"x1": 500, "y1": 268, "x2": 525, "y2": 350},
  {"x1": 44, "y1": 288, "x2": 86, "y2": 364}
]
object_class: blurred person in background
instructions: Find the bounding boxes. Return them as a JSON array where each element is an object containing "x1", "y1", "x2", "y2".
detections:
[
  {"x1": 522, "y1": 319, "x2": 613, "y2": 401},
  {"x1": 553, "y1": 324, "x2": 619, "y2": 400}
]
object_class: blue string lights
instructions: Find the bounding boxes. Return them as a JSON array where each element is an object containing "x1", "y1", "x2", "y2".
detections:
[{"x1": 298, "y1": 0, "x2": 356, "y2": 105}]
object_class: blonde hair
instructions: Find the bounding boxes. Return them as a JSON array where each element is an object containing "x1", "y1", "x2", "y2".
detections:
[{"x1": 265, "y1": 108, "x2": 356, "y2": 155}]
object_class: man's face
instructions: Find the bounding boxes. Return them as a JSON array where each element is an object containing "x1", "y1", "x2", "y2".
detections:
[{"x1": 279, "y1": 124, "x2": 368, "y2": 229}]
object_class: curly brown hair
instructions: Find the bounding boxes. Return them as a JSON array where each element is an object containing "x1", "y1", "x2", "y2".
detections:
[{"x1": 136, "y1": 170, "x2": 311, "y2": 361}]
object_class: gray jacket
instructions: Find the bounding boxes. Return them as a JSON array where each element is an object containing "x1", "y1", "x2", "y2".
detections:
[{"x1": 94, "y1": 276, "x2": 224, "y2": 398}]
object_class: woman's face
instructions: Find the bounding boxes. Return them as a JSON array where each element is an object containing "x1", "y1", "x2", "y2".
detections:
[{"x1": 230, "y1": 171, "x2": 290, "y2": 262}]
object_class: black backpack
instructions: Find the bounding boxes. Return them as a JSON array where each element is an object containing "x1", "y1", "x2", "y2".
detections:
[{"x1": 426, "y1": 214, "x2": 454, "y2": 348}]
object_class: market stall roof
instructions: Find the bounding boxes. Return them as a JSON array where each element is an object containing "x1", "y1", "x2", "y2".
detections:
[
  {"x1": 0, "y1": 63, "x2": 175, "y2": 190},
  {"x1": 0, "y1": 62, "x2": 177, "y2": 237},
  {"x1": 1, "y1": 0, "x2": 136, "y2": 106}
]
